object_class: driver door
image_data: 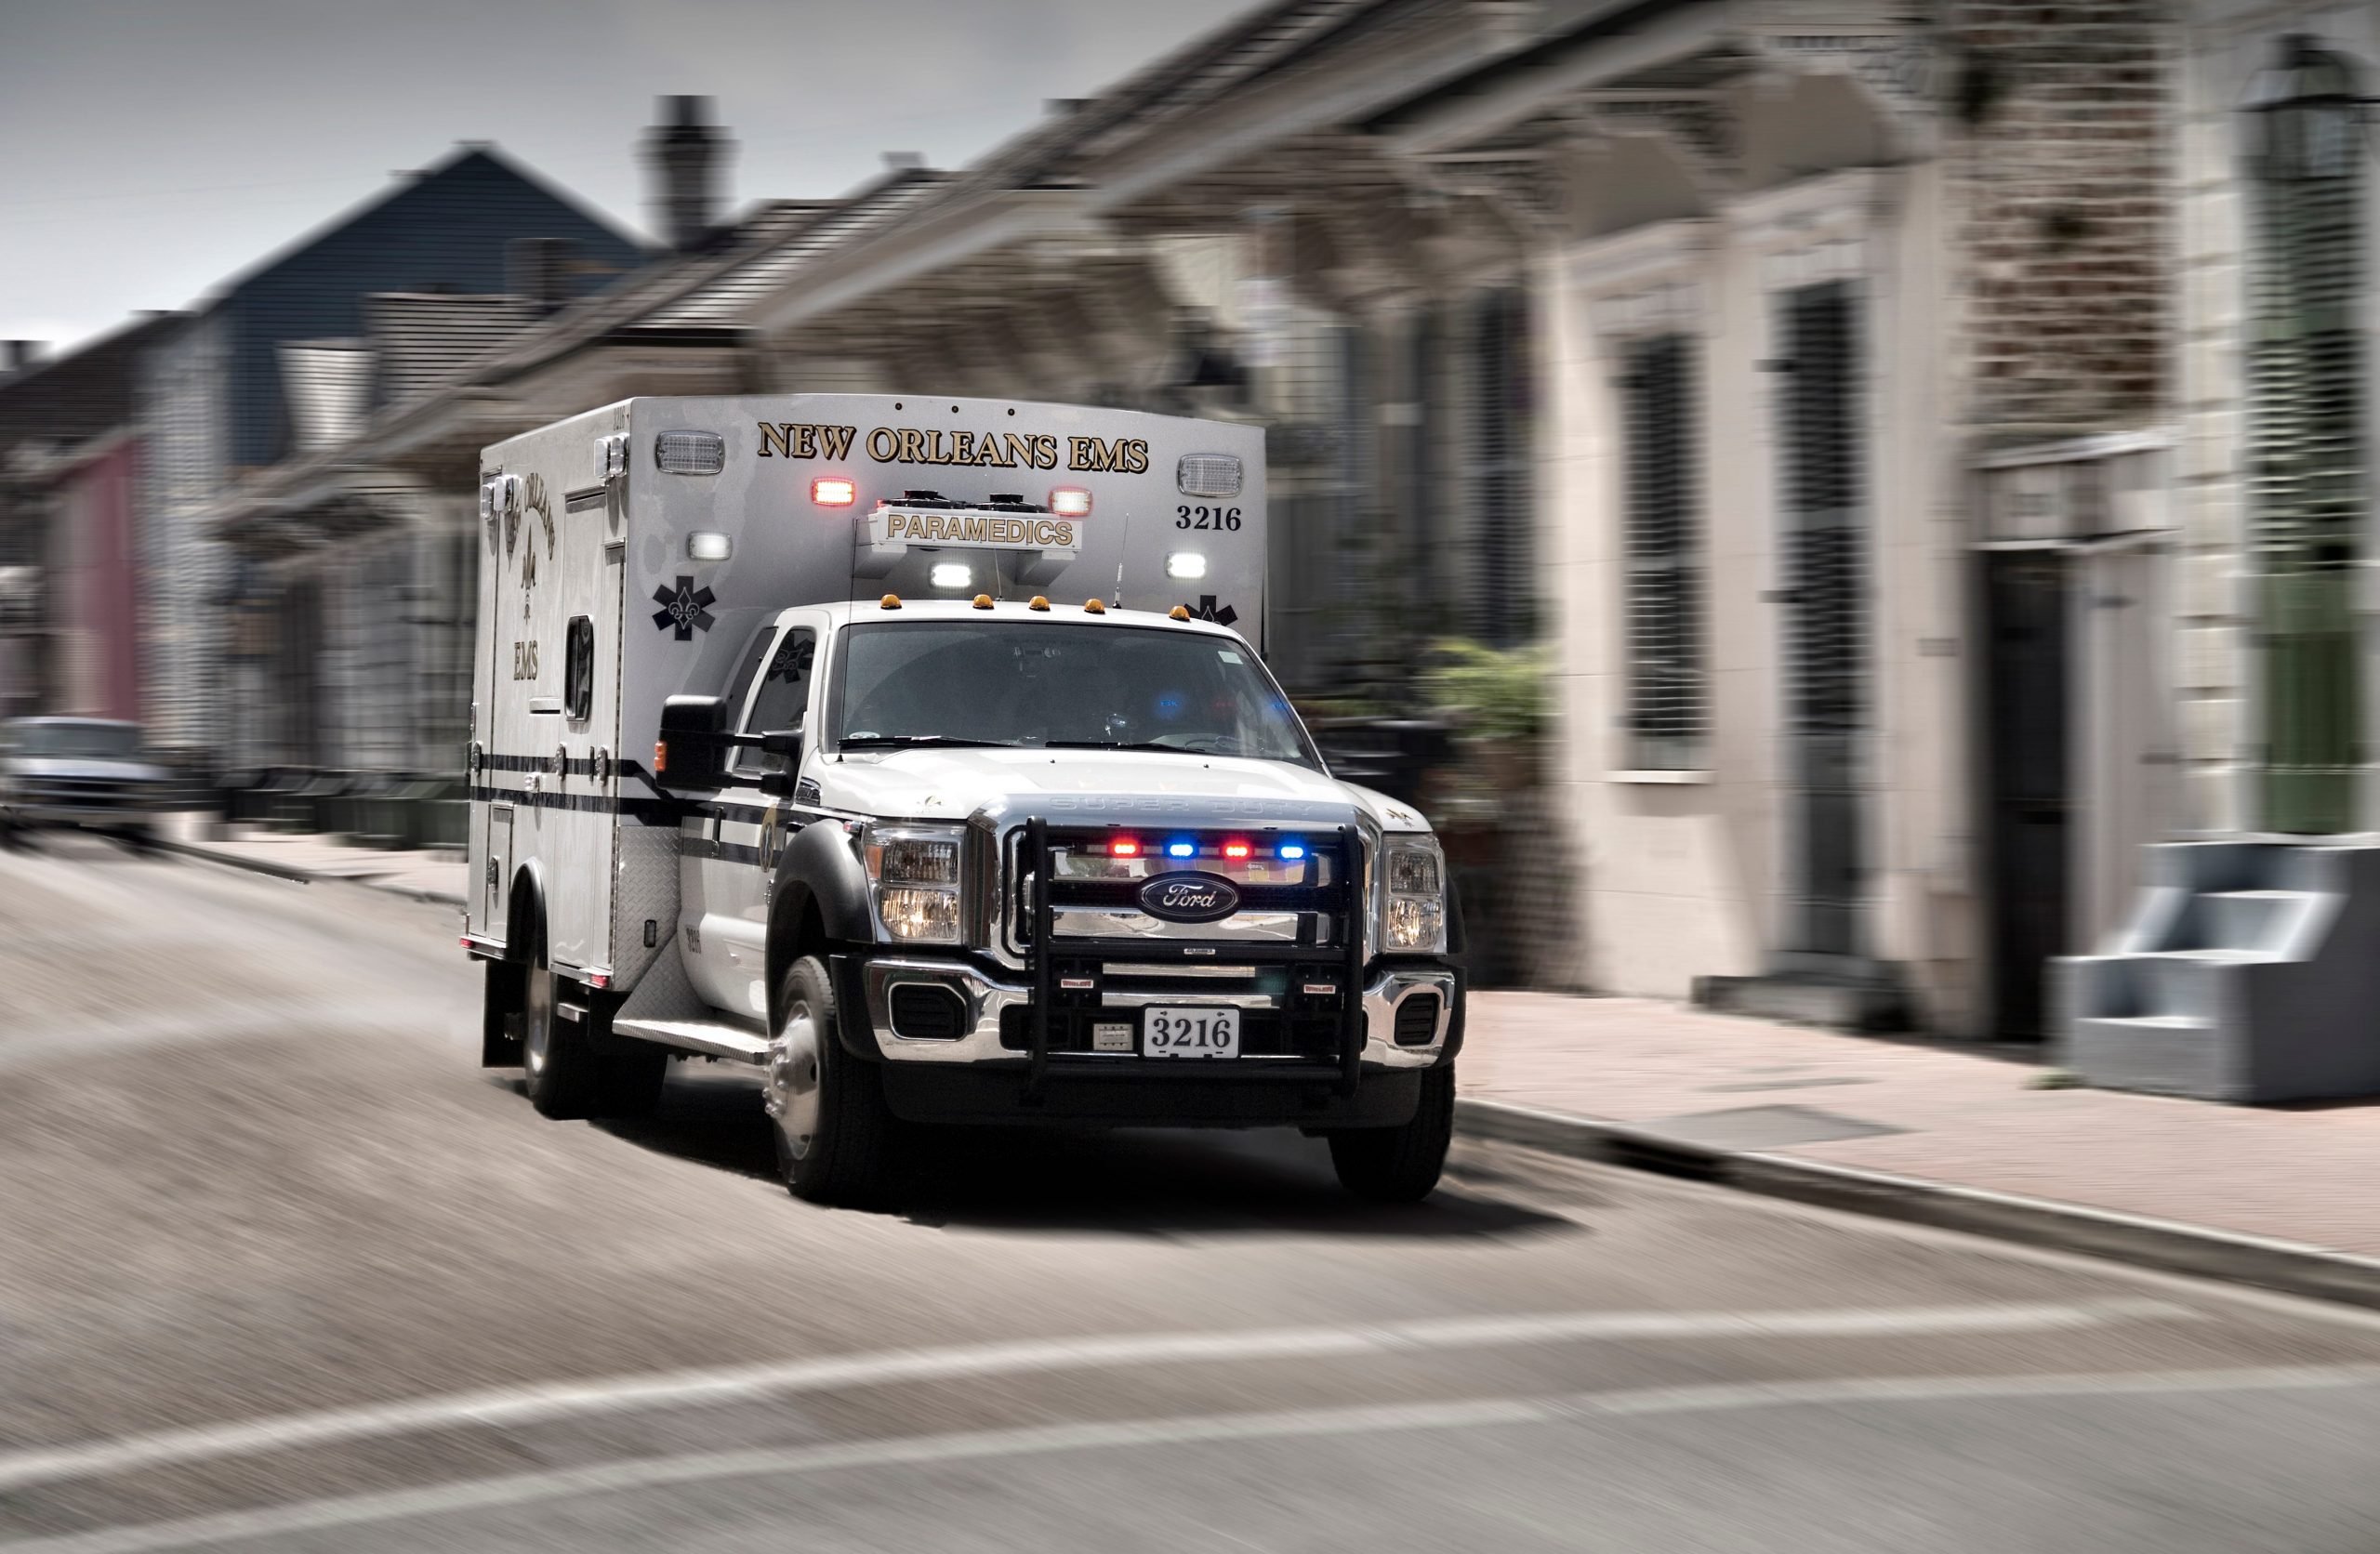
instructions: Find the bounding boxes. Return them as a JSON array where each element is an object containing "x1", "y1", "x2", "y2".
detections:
[{"x1": 681, "y1": 614, "x2": 823, "y2": 1020}]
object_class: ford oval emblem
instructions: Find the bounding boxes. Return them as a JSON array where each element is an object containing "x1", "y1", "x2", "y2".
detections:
[{"x1": 1138, "y1": 871, "x2": 1240, "y2": 923}]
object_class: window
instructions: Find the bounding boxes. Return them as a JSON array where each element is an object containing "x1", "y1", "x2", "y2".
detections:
[
  {"x1": 734, "y1": 628, "x2": 814, "y2": 775},
  {"x1": 563, "y1": 616, "x2": 595, "y2": 721},
  {"x1": 1467, "y1": 288, "x2": 1536, "y2": 646},
  {"x1": 2246, "y1": 41, "x2": 2366, "y2": 834},
  {"x1": 1621, "y1": 334, "x2": 1703, "y2": 770}
]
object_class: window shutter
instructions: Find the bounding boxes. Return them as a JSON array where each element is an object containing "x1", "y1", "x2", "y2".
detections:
[
  {"x1": 2251, "y1": 112, "x2": 2364, "y2": 834},
  {"x1": 1623, "y1": 334, "x2": 1703, "y2": 769},
  {"x1": 1781, "y1": 282, "x2": 1866, "y2": 744}
]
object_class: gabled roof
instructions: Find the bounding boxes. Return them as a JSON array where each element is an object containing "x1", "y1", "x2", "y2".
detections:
[
  {"x1": 190, "y1": 143, "x2": 649, "y2": 311},
  {"x1": 0, "y1": 311, "x2": 183, "y2": 448}
]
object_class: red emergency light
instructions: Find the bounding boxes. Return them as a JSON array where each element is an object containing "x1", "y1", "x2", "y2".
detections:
[
  {"x1": 1221, "y1": 840, "x2": 1252, "y2": 860},
  {"x1": 1108, "y1": 836, "x2": 1142, "y2": 857},
  {"x1": 1049, "y1": 486, "x2": 1091, "y2": 519}
]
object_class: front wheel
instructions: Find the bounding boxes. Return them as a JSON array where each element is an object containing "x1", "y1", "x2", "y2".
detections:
[
  {"x1": 767, "y1": 956, "x2": 897, "y2": 1205},
  {"x1": 1328, "y1": 1065, "x2": 1454, "y2": 1203}
]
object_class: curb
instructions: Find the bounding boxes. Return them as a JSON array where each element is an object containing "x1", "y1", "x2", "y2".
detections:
[
  {"x1": 1455, "y1": 1096, "x2": 2380, "y2": 1314},
  {"x1": 151, "y1": 836, "x2": 467, "y2": 909}
]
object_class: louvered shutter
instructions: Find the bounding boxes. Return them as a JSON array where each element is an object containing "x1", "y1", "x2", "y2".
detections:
[
  {"x1": 1468, "y1": 289, "x2": 1535, "y2": 647},
  {"x1": 1779, "y1": 281, "x2": 1867, "y2": 957},
  {"x1": 2251, "y1": 112, "x2": 2363, "y2": 834},
  {"x1": 1624, "y1": 334, "x2": 1703, "y2": 769}
]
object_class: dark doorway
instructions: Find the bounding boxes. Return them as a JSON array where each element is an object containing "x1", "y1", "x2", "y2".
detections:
[
  {"x1": 1983, "y1": 551, "x2": 2070, "y2": 1039},
  {"x1": 1778, "y1": 282, "x2": 1867, "y2": 959}
]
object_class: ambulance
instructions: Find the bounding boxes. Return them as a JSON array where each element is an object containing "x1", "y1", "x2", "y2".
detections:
[{"x1": 460, "y1": 395, "x2": 1463, "y2": 1205}]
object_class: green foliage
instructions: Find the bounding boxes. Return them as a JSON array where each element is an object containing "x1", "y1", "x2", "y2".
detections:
[{"x1": 1420, "y1": 639, "x2": 1550, "y2": 743}]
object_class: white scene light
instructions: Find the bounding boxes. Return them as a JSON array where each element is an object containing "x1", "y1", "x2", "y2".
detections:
[
  {"x1": 687, "y1": 532, "x2": 732, "y2": 561},
  {"x1": 930, "y1": 563, "x2": 972, "y2": 590},
  {"x1": 1166, "y1": 552, "x2": 1207, "y2": 580}
]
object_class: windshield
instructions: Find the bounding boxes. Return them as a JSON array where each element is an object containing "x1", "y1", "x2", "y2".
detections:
[
  {"x1": 835, "y1": 621, "x2": 1317, "y2": 768},
  {"x1": 16, "y1": 722, "x2": 142, "y2": 759}
]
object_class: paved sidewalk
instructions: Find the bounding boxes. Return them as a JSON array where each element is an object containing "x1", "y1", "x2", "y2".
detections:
[
  {"x1": 1464, "y1": 991, "x2": 2380, "y2": 1261},
  {"x1": 155, "y1": 815, "x2": 469, "y2": 906}
]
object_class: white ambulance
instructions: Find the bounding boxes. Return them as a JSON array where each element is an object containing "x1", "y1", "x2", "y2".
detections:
[{"x1": 461, "y1": 395, "x2": 1462, "y2": 1205}]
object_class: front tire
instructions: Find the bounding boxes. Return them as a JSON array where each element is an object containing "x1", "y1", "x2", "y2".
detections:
[
  {"x1": 767, "y1": 956, "x2": 897, "y2": 1205},
  {"x1": 521, "y1": 947, "x2": 600, "y2": 1119},
  {"x1": 1329, "y1": 1065, "x2": 1455, "y2": 1203}
]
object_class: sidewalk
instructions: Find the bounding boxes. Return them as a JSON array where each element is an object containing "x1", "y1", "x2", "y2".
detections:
[
  {"x1": 155, "y1": 815, "x2": 468, "y2": 906},
  {"x1": 1464, "y1": 990, "x2": 2380, "y2": 1271}
]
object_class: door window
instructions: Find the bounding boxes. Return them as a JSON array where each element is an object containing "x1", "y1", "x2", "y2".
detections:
[
  {"x1": 734, "y1": 628, "x2": 815, "y2": 775},
  {"x1": 563, "y1": 616, "x2": 595, "y2": 721}
]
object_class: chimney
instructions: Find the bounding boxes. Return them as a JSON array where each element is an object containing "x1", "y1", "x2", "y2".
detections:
[
  {"x1": 3, "y1": 341, "x2": 43, "y2": 374},
  {"x1": 642, "y1": 96, "x2": 730, "y2": 252},
  {"x1": 507, "y1": 236, "x2": 577, "y2": 309}
]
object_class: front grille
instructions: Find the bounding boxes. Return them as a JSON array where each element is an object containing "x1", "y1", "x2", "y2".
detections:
[
  {"x1": 1394, "y1": 993, "x2": 1442, "y2": 1047},
  {"x1": 888, "y1": 983, "x2": 967, "y2": 1040},
  {"x1": 1008, "y1": 825, "x2": 1355, "y2": 955}
]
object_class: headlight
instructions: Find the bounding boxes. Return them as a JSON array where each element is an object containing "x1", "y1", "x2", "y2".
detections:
[
  {"x1": 1379, "y1": 835, "x2": 1448, "y2": 954},
  {"x1": 865, "y1": 824, "x2": 964, "y2": 944}
]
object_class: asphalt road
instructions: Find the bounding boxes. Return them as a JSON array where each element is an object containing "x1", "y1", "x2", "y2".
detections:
[{"x1": 6, "y1": 832, "x2": 2380, "y2": 1552}]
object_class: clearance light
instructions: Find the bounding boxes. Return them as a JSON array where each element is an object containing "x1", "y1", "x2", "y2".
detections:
[
  {"x1": 687, "y1": 532, "x2": 732, "y2": 562},
  {"x1": 1167, "y1": 840, "x2": 1197, "y2": 859},
  {"x1": 1027, "y1": 595, "x2": 1051, "y2": 612},
  {"x1": 1222, "y1": 841, "x2": 1252, "y2": 860},
  {"x1": 1168, "y1": 605, "x2": 1192, "y2": 621},
  {"x1": 930, "y1": 562, "x2": 972, "y2": 590},
  {"x1": 1109, "y1": 837, "x2": 1142, "y2": 858},
  {"x1": 1083, "y1": 598, "x2": 1106, "y2": 614},
  {"x1": 879, "y1": 594, "x2": 903, "y2": 610},
  {"x1": 1049, "y1": 486, "x2": 1092, "y2": 519},
  {"x1": 1166, "y1": 551, "x2": 1207, "y2": 581},
  {"x1": 1277, "y1": 842, "x2": 1308, "y2": 862},
  {"x1": 972, "y1": 593, "x2": 995, "y2": 610},
  {"x1": 813, "y1": 477, "x2": 857, "y2": 507}
]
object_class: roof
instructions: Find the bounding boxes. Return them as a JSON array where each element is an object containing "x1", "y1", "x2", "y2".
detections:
[
  {"x1": 0, "y1": 312, "x2": 182, "y2": 449},
  {"x1": 817, "y1": 598, "x2": 1239, "y2": 637},
  {"x1": 364, "y1": 294, "x2": 547, "y2": 407},
  {"x1": 191, "y1": 143, "x2": 648, "y2": 311}
]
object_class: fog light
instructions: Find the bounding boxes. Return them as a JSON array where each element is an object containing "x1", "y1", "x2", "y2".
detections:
[{"x1": 1166, "y1": 551, "x2": 1207, "y2": 580}]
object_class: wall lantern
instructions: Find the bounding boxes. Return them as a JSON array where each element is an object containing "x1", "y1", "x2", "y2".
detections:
[{"x1": 2241, "y1": 34, "x2": 2373, "y2": 179}]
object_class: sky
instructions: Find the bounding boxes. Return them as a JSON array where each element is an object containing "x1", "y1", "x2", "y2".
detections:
[{"x1": 0, "y1": 0, "x2": 1260, "y2": 352}]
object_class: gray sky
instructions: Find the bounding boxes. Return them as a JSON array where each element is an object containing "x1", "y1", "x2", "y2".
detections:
[{"x1": 0, "y1": 0, "x2": 1259, "y2": 351}]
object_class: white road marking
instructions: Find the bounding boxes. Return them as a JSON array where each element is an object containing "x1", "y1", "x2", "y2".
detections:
[
  {"x1": 7, "y1": 1363, "x2": 2376, "y2": 1554},
  {"x1": 0, "y1": 1299, "x2": 2189, "y2": 1495}
]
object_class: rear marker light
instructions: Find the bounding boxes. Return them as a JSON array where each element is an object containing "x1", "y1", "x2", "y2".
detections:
[
  {"x1": 1049, "y1": 486, "x2": 1091, "y2": 519},
  {"x1": 813, "y1": 477, "x2": 857, "y2": 507},
  {"x1": 588, "y1": 972, "x2": 611, "y2": 990},
  {"x1": 654, "y1": 741, "x2": 668, "y2": 773}
]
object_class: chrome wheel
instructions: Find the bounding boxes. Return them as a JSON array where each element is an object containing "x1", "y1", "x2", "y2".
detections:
[
  {"x1": 522, "y1": 963, "x2": 556, "y2": 1078},
  {"x1": 767, "y1": 999, "x2": 824, "y2": 1163}
]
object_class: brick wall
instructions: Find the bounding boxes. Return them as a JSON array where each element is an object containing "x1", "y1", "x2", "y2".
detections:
[{"x1": 1948, "y1": 2, "x2": 2171, "y2": 441}]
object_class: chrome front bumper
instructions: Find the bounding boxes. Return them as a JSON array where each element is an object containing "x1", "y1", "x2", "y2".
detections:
[{"x1": 854, "y1": 957, "x2": 1455, "y2": 1070}]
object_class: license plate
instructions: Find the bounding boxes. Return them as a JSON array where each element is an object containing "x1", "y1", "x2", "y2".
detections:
[{"x1": 1143, "y1": 1007, "x2": 1240, "y2": 1059}]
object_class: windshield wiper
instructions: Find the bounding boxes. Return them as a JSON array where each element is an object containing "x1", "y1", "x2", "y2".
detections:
[
  {"x1": 1041, "y1": 738, "x2": 1250, "y2": 756},
  {"x1": 839, "y1": 734, "x2": 1019, "y2": 750}
]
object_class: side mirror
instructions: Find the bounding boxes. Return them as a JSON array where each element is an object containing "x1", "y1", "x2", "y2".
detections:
[
  {"x1": 759, "y1": 729, "x2": 803, "y2": 760},
  {"x1": 656, "y1": 694, "x2": 728, "y2": 788},
  {"x1": 759, "y1": 770, "x2": 800, "y2": 799}
]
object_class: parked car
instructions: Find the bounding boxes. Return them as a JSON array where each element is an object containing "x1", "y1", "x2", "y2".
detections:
[{"x1": 0, "y1": 718, "x2": 174, "y2": 848}]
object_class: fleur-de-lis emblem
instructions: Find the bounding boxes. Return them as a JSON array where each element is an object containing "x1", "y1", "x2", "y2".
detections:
[{"x1": 652, "y1": 575, "x2": 717, "y2": 640}]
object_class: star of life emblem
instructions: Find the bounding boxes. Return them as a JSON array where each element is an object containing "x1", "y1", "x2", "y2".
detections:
[{"x1": 652, "y1": 575, "x2": 717, "y2": 640}]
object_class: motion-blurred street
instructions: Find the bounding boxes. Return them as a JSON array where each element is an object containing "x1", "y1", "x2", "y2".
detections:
[{"x1": 6, "y1": 839, "x2": 2380, "y2": 1553}]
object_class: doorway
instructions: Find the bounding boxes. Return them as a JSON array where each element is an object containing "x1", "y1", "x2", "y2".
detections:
[{"x1": 1983, "y1": 551, "x2": 2070, "y2": 1039}]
